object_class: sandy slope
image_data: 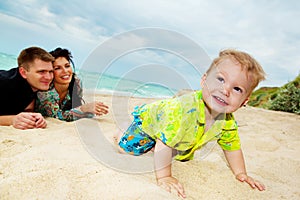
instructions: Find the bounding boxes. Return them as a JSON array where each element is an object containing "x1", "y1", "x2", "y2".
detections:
[{"x1": 0, "y1": 94, "x2": 299, "y2": 199}]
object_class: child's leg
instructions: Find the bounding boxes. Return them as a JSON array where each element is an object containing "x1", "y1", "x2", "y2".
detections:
[
  {"x1": 113, "y1": 128, "x2": 123, "y2": 145},
  {"x1": 113, "y1": 128, "x2": 127, "y2": 154}
]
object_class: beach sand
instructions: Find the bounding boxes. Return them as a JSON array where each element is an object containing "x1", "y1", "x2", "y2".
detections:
[{"x1": 0, "y1": 93, "x2": 300, "y2": 199}]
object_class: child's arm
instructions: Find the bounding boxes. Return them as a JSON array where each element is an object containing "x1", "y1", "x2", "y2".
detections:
[
  {"x1": 223, "y1": 149, "x2": 265, "y2": 191},
  {"x1": 154, "y1": 139, "x2": 186, "y2": 198}
]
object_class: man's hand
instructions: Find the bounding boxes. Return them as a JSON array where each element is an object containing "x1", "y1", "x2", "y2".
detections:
[
  {"x1": 12, "y1": 112, "x2": 47, "y2": 129},
  {"x1": 32, "y1": 113, "x2": 47, "y2": 128}
]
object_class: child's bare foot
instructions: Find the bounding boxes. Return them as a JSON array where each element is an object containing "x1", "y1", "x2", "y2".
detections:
[
  {"x1": 113, "y1": 129, "x2": 127, "y2": 154},
  {"x1": 113, "y1": 129, "x2": 122, "y2": 144}
]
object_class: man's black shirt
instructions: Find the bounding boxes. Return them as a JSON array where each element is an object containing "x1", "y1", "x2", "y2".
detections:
[{"x1": 0, "y1": 67, "x2": 36, "y2": 115}]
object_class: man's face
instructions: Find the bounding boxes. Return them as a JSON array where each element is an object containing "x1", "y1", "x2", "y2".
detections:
[
  {"x1": 20, "y1": 59, "x2": 54, "y2": 92},
  {"x1": 201, "y1": 58, "x2": 252, "y2": 114}
]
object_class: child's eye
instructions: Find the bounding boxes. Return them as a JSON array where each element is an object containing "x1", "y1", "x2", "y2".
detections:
[
  {"x1": 217, "y1": 77, "x2": 224, "y2": 83},
  {"x1": 65, "y1": 64, "x2": 71, "y2": 68},
  {"x1": 234, "y1": 87, "x2": 243, "y2": 93}
]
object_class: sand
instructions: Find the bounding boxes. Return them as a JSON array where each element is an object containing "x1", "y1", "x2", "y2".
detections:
[{"x1": 0, "y1": 93, "x2": 300, "y2": 200}]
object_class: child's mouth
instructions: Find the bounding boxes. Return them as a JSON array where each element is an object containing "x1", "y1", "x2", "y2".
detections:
[{"x1": 213, "y1": 95, "x2": 228, "y2": 106}]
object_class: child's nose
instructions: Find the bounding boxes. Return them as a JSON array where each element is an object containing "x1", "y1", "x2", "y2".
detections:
[{"x1": 222, "y1": 84, "x2": 230, "y2": 97}]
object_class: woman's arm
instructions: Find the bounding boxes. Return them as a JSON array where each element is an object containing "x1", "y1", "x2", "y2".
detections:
[
  {"x1": 35, "y1": 89, "x2": 90, "y2": 121},
  {"x1": 79, "y1": 102, "x2": 109, "y2": 116},
  {"x1": 69, "y1": 75, "x2": 109, "y2": 118}
]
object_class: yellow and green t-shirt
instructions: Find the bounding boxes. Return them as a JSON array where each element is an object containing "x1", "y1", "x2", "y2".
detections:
[{"x1": 139, "y1": 90, "x2": 240, "y2": 161}]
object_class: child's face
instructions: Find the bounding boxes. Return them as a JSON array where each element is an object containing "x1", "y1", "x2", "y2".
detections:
[{"x1": 201, "y1": 58, "x2": 252, "y2": 114}]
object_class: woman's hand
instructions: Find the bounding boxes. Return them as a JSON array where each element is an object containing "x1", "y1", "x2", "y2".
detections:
[{"x1": 80, "y1": 101, "x2": 109, "y2": 116}]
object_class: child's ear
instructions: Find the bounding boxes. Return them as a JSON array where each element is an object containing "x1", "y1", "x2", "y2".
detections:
[
  {"x1": 241, "y1": 97, "x2": 249, "y2": 107},
  {"x1": 200, "y1": 73, "x2": 207, "y2": 88},
  {"x1": 19, "y1": 67, "x2": 27, "y2": 79}
]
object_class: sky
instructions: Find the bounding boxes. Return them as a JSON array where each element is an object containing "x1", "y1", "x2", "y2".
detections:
[{"x1": 0, "y1": 0, "x2": 299, "y2": 90}]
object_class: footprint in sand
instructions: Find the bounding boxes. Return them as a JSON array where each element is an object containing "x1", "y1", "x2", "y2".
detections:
[
  {"x1": 255, "y1": 136, "x2": 280, "y2": 152},
  {"x1": 0, "y1": 139, "x2": 29, "y2": 157}
]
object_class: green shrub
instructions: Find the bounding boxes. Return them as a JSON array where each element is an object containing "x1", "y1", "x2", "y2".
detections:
[
  {"x1": 268, "y1": 83, "x2": 300, "y2": 114},
  {"x1": 270, "y1": 93, "x2": 277, "y2": 100},
  {"x1": 248, "y1": 74, "x2": 300, "y2": 114}
]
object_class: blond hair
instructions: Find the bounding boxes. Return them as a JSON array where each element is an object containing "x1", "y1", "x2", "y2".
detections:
[{"x1": 206, "y1": 49, "x2": 266, "y2": 91}]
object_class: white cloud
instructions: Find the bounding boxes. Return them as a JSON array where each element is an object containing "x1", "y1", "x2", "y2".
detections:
[{"x1": 0, "y1": 0, "x2": 299, "y2": 87}]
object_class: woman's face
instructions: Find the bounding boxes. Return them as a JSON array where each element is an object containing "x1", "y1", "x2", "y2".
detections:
[{"x1": 53, "y1": 57, "x2": 73, "y2": 85}]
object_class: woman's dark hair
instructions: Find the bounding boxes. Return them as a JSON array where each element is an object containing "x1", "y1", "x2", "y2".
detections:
[
  {"x1": 49, "y1": 47, "x2": 75, "y2": 70},
  {"x1": 49, "y1": 47, "x2": 82, "y2": 109}
]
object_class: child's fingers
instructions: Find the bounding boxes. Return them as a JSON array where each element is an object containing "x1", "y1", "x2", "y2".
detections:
[
  {"x1": 245, "y1": 176, "x2": 266, "y2": 191},
  {"x1": 235, "y1": 173, "x2": 246, "y2": 182},
  {"x1": 159, "y1": 182, "x2": 186, "y2": 198},
  {"x1": 236, "y1": 174, "x2": 265, "y2": 191},
  {"x1": 254, "y1": 181, "x2": 266, "y2": 191},
  {"x1": 158, "y1": 182, "x2": 171, "y2": 193},
  {"x1": 157, "y1": 177, "x2": 186, "y2": 198},
  {"x1": 173, "y1": 182, "x2": 186, "y2": 198},
  {"x1": 245, "y1": 176, "x2": 256, "y2": 188}
]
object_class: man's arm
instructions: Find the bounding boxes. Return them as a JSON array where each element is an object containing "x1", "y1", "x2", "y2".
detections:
[
  {"x1": 0, "y1": 113, "x2": 46, "y2": 129},
  {"x1": 0, "y1": 115, "x2": 14, "y2": 126}
]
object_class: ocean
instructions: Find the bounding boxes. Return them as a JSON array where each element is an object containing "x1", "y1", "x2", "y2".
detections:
[{"x1": 0, "y1": 52, "x2": 176, "y2": 98}]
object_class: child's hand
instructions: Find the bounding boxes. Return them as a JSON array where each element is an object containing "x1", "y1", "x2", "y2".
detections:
[
  {"x1": 157, "y1": 176, "x2": 186, "y2": 198},
  {"x1": 236, "y1": 173, "x2": 266, "y2": 191}
]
